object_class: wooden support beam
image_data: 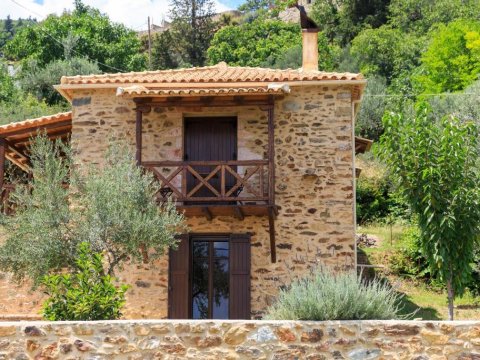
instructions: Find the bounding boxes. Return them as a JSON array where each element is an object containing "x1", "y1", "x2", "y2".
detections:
[
  {"x1": 201, "y1": 207, "x2": 213, "y2": 221},
  {"x1": 268, "y1": 206, "x2": 276, "y2": 263},
  {"x1": 233, "y1": 206, "x2": 244, "y2": 221},
  {"x1": 5, "y1": 141, "x2": 31, "y2": 173},
  {"x1": 267, "y1": 97, "x2": 275, "y2": 207},
  {"x1": 135, "y1": 108, "x2": 143, "y2": 165},
  {"x1": 0, "y1": 138, "x2": 5, "y2": 194},
  {"x1": 133, "y1": 96, "x2": 281, "y2": 108}
]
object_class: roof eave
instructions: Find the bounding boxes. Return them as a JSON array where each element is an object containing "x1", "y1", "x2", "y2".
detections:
[{"x1": 54, "y1": 79, "x2": 367, "y2": 102}]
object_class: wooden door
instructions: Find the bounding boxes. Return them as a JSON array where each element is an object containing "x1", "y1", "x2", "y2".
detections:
[
  {"x1": 168, "y1": 233, "x2": 251, "y2": 320},
  {"x1": 168, "y1": 234, "x2": 190, "y2": 319},
  {"x1": 184, "y1": 117, "x2": 237, "y2": 201}
]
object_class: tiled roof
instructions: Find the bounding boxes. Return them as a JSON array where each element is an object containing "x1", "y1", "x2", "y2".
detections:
[
  {"x1": 60, "y1": 62, "x2": 363, "y2": 86},
  {"x1": 116, "y1": 85, "x2": 290, "y2": 97},
  {"x1": 0, "y1": 112, "x2": 72, "y2": 136}
]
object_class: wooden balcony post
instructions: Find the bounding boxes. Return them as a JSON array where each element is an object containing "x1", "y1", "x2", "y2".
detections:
[
  {"x1": 267, "y1": 99, "x2": 275, "y2": 206},
  {"x1": 267, "y1": 98, "x2": 277, "y2": 263},
  {"x1": 135, "y1": 108, "x2": 143, "y2": 166},
  {"x1": 0, "y1": 138, "x2": 6, "y2": 213}
]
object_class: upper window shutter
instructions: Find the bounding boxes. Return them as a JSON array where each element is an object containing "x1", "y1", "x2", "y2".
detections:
[
  {"x1": 168, "y1": 234, "x2": 189, "y2": 319},
  {"x1": 229, "y1": 233, "x2": 251, "y2": 319}
]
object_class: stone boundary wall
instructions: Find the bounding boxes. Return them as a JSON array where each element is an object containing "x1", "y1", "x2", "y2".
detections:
[{"x1": 1, "y1": 320, "x2": 480, "y2": 359}]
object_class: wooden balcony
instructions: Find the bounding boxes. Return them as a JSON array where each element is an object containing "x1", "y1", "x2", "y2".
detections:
[{"x1": 142, "y1": 160, "x2": 276, "y2": 219}]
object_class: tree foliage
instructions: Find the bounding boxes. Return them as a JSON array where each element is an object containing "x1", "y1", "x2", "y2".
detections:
[
  {"x1": 415, "y1": 19, "x2": 480, "y2": 94},
  {"x1": 355, "y1": 76, "x2": 387, "y2": 140},
  {"x1": 4, "y1": 1, "x2": 145, "y2": 72},
  {"x1": 19, "y1": 57, "x2": 100, "y2": 105},
  {"x1": 351, "y1": 26, "x2": 424, "y2": 83},
  {"x1": 168, "y1": 0, "x2": 217, "y2": 67},
  {"x1": 208, "y1": 19, "x2": 337, "y2": 69},
  {"x1": 311, "y1": 0, "x2": 390, "y2": 45},
  {"x1": 379, "y1": 104, "x2": 480, "y2": 320},
  {"x1": 150, "y1": 30, "x2": 181, "y2": 70},
  {"x1": 0, "y1": 136, "x2": 75, "y2": 285},
  {"x1": 42, "y1": 242, "x2": 128, "y2": 321},
  {"x1": 0, "y1": 16, "x2": 36, "y2": 50},
  {"x1": 388, "y1": 0, "x2": 480, "y2": 34},
  {"x1": 0, "y1": 136, "x2": 186, "y2": 285}
]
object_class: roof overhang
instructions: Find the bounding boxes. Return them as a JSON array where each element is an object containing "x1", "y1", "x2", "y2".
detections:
[
  {"x1": 54, "y1": 80, "x2": 366, "y2": 102},
  {"x1": 0, "y1": 112, "x2": 72, "y2": 172}
]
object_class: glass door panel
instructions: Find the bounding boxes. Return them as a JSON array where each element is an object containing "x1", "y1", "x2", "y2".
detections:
[{"x1": 191, "y1": 238, "x2": 229, "y2": 319}]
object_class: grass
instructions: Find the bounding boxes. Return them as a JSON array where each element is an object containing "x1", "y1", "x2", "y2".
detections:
[{"x1": 358, "y1": 222, "x2": 480, "y2": 320}]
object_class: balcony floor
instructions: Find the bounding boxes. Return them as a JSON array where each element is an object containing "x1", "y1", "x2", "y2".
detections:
[{"x1": 176, "y1": 204, "x2": 277, "y2": 219}]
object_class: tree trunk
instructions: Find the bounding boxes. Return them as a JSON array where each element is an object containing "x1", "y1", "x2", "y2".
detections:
[{"x1": 446, "y1": 278, "x2": 454, "y2": 321}]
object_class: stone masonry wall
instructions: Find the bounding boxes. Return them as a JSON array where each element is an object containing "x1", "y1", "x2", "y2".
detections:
[
  {"x1": 1, "y1": 320, "x2": 480, "y2": 359},
  {"x1": 0, "y1": 85, "x2": 355, "y2": 320}
]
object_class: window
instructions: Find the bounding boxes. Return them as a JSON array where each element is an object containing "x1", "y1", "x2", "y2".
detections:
[{"x1": 168, "y1": 233, "x2": 251, "y2": 319}]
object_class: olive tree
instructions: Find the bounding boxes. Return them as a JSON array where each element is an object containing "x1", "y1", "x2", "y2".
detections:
[
  {"x1": 379, "y1": 104, "x2": 480, "y2": 320},
  {"x1": 0, "y1": 135, "x2": 186, "y2": 284}
]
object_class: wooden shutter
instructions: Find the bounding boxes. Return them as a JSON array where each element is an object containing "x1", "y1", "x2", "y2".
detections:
[
  {"x1": 168, "y1": 234, "x2": 189, "y2": 319},
  {"x1": 229, "y1": 233, "x2": 251, "y2": 319}
]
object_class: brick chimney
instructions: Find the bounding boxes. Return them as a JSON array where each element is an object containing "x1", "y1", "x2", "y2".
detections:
[{"x1": 302, "y1": 29, "x2": 319, "y2": 71}]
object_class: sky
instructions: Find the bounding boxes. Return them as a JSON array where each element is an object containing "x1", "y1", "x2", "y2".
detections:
[{"x1": 1, "y1": 0, "x2": 242, "y2": 30}]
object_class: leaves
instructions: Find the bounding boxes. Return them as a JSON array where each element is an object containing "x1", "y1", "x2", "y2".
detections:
[
  {"x1": 41, "y1": 242, "x2": 129, "y2": 321},
  {"x1": 378, "y1": 104, "x2": 480, "y2": 300},
  {"x1": 0, "y1": 136, "x2": 186, "y2": 285}
]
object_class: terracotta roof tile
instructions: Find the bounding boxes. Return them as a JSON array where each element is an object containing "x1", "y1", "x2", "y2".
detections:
[
  {"x1": 60, "y1": 62, "x2": 363, "y2": 86},
  {"x1": 0, "y1": 112, "x2": 72, "y2": 136},
  {"x1": 116, "y1": 85, "x2": 290, "y2": 97}
]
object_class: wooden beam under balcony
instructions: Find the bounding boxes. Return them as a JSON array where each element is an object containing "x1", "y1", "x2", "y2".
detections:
[{"x1": 133, "y1": 95, "x2": 281, "y2": 109}]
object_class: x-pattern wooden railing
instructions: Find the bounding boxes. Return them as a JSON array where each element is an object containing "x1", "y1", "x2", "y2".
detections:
[{"x1": 142, "y1": 160, "x2": 271, "y2": 204}]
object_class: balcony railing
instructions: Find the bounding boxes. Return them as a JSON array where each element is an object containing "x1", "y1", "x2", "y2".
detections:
[{"x1": 142, "y1": 160, "x2": 272, "y2": 205}]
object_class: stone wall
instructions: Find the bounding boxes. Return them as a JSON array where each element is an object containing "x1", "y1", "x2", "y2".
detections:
[
  {"x1": 1, "y1": 320, "x2": 480, "y2": 359},
  {"x1": 0, "y1": 84, "x2": 356, "y2": 320}
]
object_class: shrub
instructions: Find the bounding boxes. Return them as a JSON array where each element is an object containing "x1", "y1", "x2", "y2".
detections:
[
  {"x1": 42, "y1": 242, "x2": 128, "y2": 321},
  {"x1": 388, "y1": 226, "x2": 429, "y2": 278},
  {"x1": 356, "y1": 154, "x2": 409, "y2": 225},
  {"x1": 264, "y1": 268, "x2": 405, "y2": 320}
]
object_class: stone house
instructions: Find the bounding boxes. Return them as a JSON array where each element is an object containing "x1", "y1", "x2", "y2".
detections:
[{"x1": 0, "y1": 30, "x2": 368, "y2": 320}]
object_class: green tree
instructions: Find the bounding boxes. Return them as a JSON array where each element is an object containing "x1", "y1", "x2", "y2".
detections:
[
  {"x1": 379, "y1": 104, "x2": 480, "y2": 320},
  {"x1": 0, "y1": 136, "x2": 186, "y2": 284},
  {"x1": 388, "y1": 0, "x2": 480, "y2": 34},
  {"x1": 427, "y1": 80, "x2": 480, "y2": 125},
  {"x1": 415, "y1": 19, "x2": 480, "y2": 94},
  {"x1": 0, "y1": 61, "x2": 17, "y2": 103},
  {"x1": 0, "y1": 136, "x2": 75, "y2": 285},
  {"x1": 169, "y1": 0, "x2": 217, "y2": 67},
  {"x1": 150, "y1": 30, "x2": 181, "y2": 70},
  {"x1": 0, "y1": 93, "x2": 68, "y2": 125},
  {"x1": 0, "y1": 17, "x2": 37, "y2": 50},
  {"x1": 311, "y1": 0, "x2": 390, "y2": 45},
  {"x1": 4, "y1": 2, "x2": 146, "y2": 72},
  {"x1": 238, "y1": 0, "x2": 272, "y2": 12},
  {"x1": 4, "y1": 16, "x2": 14, "y2": 39},
  {"x1": 355, "y1": 76, "x2": 387, "y2": 141},
  {"x1": 208, "y1": 19, "x2": 337, "y2": 69},
  {"x1": 42, "y1": 242, "x2": 128, "y2": 321},
  {"x1": 19, "y1": 57, "x2": 100, "y2": 105},
  {"x1": 351, "y1": 25, "x2": 424, "y2": 83}
]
